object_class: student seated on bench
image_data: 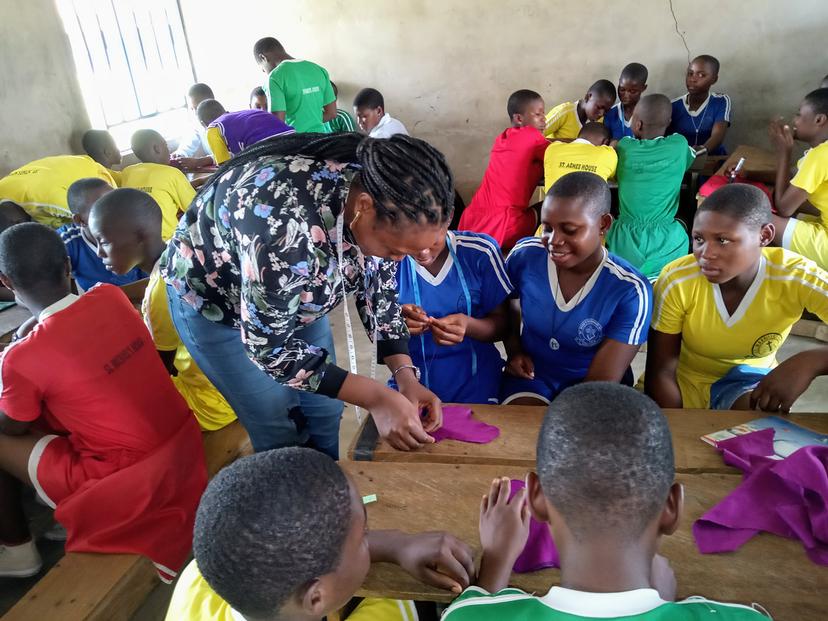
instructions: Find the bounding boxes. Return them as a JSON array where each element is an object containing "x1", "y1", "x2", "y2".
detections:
[
  {"x1": 166, "y1": 447, "x2": 474, "y2": 620},
  {"x1": 444, "y1": 382, "x2": 768, "y2": 621},
  {"x1": 0, "y1": 223, "x2": 206, "y2": 580}
]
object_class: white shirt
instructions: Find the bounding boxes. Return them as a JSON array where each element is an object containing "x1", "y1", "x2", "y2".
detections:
[
  {"x1": 173, "y1": 125, "x2": 212, "y2": 158},
  {"x1": 369, "y1": 113, "x2": 409, "y2": 139}
]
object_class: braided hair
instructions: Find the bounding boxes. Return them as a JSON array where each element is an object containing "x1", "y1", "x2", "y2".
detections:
[{"x1": 200, "y1": 132, "x2": 455, "y2": 226}]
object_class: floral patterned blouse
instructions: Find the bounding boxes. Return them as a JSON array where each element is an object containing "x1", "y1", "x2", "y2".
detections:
[{"x1": 161, "y1": 154, "x2": 410, "y2": 398}]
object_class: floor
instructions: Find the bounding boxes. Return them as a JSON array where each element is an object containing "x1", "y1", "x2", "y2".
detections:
[{"x1": 2, "y1": 298, "x2": 826, "y2": 619}]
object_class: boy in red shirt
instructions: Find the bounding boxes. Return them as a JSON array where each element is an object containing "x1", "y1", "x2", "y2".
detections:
[
  {"x1": 0, "y1": 223, "x2": 206, "y2": 581},
  {"x1": 459, "y1": 90, "x2": 549, "y2": 252}
]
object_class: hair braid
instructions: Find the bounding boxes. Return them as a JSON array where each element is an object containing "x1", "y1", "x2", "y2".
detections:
[{"x1": 196, "y1": 132, "x2": 454, "y2": 227}]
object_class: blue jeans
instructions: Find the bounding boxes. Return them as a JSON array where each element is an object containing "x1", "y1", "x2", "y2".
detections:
[{"x1": 167, "y1": 285, "x2": 343, "y2": 458}]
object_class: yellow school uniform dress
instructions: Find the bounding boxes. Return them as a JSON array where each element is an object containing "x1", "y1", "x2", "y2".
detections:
[
  {"x1": 120, "y1": 163, "x2": 195, "y2": 240},
  {"x1": 784, "y1": 141, "x2": 828, "y2": 269},
  {"x1": 543, "y1": 139, "x2": 618, "y2": 191},
  {"x1": 143, "y1": 261, "x2": 236, "y2": 430},
  {"x1": 165, "y1": 560, "x2": 419, "y2": 621},
  {"x1": 0, "y1": 155, "x2": 116, "y2": 228},
  {"x1": 652, "y1": 247, "x2": 828, "y2": 408}
]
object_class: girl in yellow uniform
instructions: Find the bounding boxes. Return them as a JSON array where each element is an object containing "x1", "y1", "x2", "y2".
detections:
[{"x1": 646, "y1": 184, "x2": 828, "y2": 412}]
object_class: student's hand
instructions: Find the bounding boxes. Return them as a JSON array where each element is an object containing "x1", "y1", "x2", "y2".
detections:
[
  {"x1": 369, "y1": 386, "x2": 436, "y2": 450},
  {"x1": 505, "y1": 353, "x2": 535, "y2": 380},
  {"x1": 479, "y1": 477, "x2": 530, "y2": 566},
  {"x1": 429, "y1": 314, "x2": 468, "y2": 346},
  {"x1": 394, "y1": 532, "x2": 476, "y2": 594},
  {"x1": 397, "y1": 380, "x2": 443, "y2": 433},
  {"x1": 749, "y1": 353, "x2": 821, "y2": 413},
  {"x1": 401, "y1": 304, "x2": 430, "y2": 336},
  {"x1": 768, "y1": 118, "x2": 794, "y2": 153},
  {"x1": 650, "y1": 554, "x2": 677, "y2": 601}
]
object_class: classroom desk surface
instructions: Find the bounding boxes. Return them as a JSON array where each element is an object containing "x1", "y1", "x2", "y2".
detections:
[
  {"x1": 0, "y1": 304, "x2": 30, "y2": 343},
  {"x1": 345, "y1": 462, "x2": 826, "y2": 620},
  {"x1": 348, "y1": 405, "x2": 828, "y2": 473},
  {"x1": 714, "y1": 145, "x2": 777, "y2": 184}
]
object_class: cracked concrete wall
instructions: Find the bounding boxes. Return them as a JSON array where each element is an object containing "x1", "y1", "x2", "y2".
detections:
[
  {"x1": 182, "y1": 0, "x2": 825, "y2": 197},
  {"x1": 0, "y1": 0, "x2": 91, "y2": 175}
]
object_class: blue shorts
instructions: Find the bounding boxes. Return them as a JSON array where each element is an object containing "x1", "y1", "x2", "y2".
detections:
[{"x1": 709, "y1": 365, "x2": 772, "y2": 410}]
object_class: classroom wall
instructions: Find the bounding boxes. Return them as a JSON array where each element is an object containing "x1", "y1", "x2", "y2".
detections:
[
  {"x1": 0, "y1": 0, "x2": 91, "y2": 175},
  {"x1": 180, "y1": 0, "x2": 824, "y2": 198}
]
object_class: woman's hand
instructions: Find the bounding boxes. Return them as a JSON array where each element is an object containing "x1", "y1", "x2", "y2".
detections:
[
  {"x1": 749, "y1": 349, "x2": 827, "y2": 413},
  {"x1": 398, "y1": 378, "x2": 443, "y2": 433},
  {"x1": 401, "y1": 304, "x2": 430, "y2": 336},
  {"x1": 505, "y1": 353, "x2": 535, "y2": 380},
  {"x1": 429, "y1": 314, "x2": 468, "y2": 346},
  {"x1": 768, "y1": 117, "x2": 794, "y2": 153}
]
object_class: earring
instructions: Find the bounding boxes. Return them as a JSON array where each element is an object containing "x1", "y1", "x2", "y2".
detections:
[{"x1": 350, "y1": 211, "x2": 362, "y2": 227}]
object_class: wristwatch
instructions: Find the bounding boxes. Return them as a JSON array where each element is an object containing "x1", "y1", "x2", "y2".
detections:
[{"x1": 391, "y1": 364, "x2": 421, "y2": 381}]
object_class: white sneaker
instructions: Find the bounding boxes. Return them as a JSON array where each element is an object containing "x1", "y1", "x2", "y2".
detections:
[{"x1": 0, "y1": 540, "x2": 43, "y2": 578}]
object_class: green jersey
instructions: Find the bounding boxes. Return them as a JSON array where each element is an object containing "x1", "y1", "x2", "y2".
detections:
[
  {"x1": 325, "y1": 108, "x2": 357, "y2": 133},
  {"x1": 443, "y1": 586, "x2": 768, "y2": 621},
  {"x1": 606, "y1": 134, "x2": 696, "y2": 280},
  {"x1": 265, "y1": 59, "x2": 335, "y2": 133}
]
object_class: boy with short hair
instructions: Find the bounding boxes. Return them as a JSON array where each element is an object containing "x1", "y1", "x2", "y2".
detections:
[
  {"x1": 325, "y1": 81, "x2": 357, "y2": 133},
  {"x1": 165, "y1": 447, "x2": 475, "y2": 620},
  {"x1": 0, "y1": 223, "x2": 206, "y2": 580},
  {"x1": 253, "y1": 36, "x2": 336, "y2": 133},
  {"x1": 604, "y1": 63, "x2": 649, "y2": 142},
  {"x1": 0, "y1": 155, "x2": 117, "y2": 228},
  {"x1": 544, "y1": 79, "x2": 616, "y2": 141},
  {"x1": 0, "y1": 200, "x2": 31, "y2": 232},
  {"x1": 88, "y1": 188, "x2": 236, "y2": 431},
  {"x1": 173, "y1": 82, "x2": 215, "y2": 164},
  {"x1": 58, "y1": 178, "x2": 146, "y2": 292},
  {"x1": 81, "y1": 129, "x2": 122, "y2": 171},
  {"x1": 458, "y1": 89, "x2": 548, "y2": 252},
  {"x1": 353, "y1": 88, "x2": 409, "y2": 138},
  {"x1": 250, "y1": 86, "x2": 268, "y2": 110},
  {"x1": 444, "y1": 382, "x2": 768, "y2": 620},
  {"x1": 769, "y1": 87, "x2": 828, "y2": 269},
  {"x1": 196, "y1": 99, "x2": 295, "y2": 165},
  {"x1": 607, "y1": 94, "x2": 696, "y2": 280},
  {"x1": 120, "y1": 129, "x2": 196, "y2": 240},
  {"x1": 669, "y1": 55, "x2": 731, "y2": 155},
  {"x1": 543, "y1": 122, "x2": 617, "y2": 191}
]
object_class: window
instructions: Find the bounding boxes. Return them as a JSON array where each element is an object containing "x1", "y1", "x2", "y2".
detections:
[{"x1": 56, "y1": 0, "x2": 197, "y2": 150}]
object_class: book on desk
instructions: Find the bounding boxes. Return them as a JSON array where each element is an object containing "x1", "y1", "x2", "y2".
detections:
[{"x1": 701, "y1": 415, "x2": 828, "y2": 459}]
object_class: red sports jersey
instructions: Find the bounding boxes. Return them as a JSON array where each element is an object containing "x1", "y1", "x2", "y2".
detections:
[
  {"x1": 0, "y1": 284, "x2": 207, "y2": 581},
  {"x1": 459, "y1": 126, "x2": 548, "y2": 251}
]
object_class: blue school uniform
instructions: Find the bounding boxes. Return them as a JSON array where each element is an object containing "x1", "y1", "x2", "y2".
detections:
[
  {"x1": 391, "y1": 231, "x2": 512, "y2": 404},
  {"x1": 500, "y1": 238, "x2": 652, "y2": 403},
  {"x1": 604, "y1": 102, "x2": 635, "y2": 141},
  {"x1": 58, "y1": 224, "x2": 147, "y2": 292},
  {"x1": 668, "y1": 93, "x2": 732, "y2": 155}
]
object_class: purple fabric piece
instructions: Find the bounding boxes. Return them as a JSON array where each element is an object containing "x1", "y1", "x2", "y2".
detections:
[
  {"x1": 430, "y1": 406, "x2": 500, "y2": 444},
  {"x1": 693, "y1": 429, "x2": 828, "y2": 565},
  {"x1": 508, "y1": 479, "x2": 560, "y2": 573},
  {"x1": 210, "y1": 110, "x2": 294, "y2": 156}
]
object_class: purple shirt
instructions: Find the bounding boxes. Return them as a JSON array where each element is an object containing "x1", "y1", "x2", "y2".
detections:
[{"x1": 209, "y1": 110, "x2": 295, "y2": 156}]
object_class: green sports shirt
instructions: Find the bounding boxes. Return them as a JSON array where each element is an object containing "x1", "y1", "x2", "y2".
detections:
[
  {"x1": 443, "y1": 586, "x2": 768, "y2": 621},
  {"x1": 265, "y1": 59, "x2": 335, "y2": 133}
]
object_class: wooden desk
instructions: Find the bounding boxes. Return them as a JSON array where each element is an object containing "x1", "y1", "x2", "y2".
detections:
[
  {"x1": 714, "y1": 145, "x2": 777, "y2": 184},
  {"x1": 348, "y1": 405, "x2": 828, "y2": 473},
  {"x1": 0, "y1": 305, "x2": 30, "y2": 345},
  {"x1": 345, "y1": 462, "x2": 826, "y2": 620}
]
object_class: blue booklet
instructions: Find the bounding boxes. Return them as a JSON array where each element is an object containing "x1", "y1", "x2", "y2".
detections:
[{"x1": 701, "y1": 416, "x2": 828, "y2": 460}]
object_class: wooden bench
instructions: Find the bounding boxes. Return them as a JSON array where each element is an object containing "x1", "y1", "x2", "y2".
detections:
[
  {"x1": 2, "y1": 421, "x2": 252, "y2": 621},
  {"x1": 349, "y1": 405, "x2": 828, "y2": 473},
  {"x1": 344, "y1": 461, "x2": 827, "y2": 621}
]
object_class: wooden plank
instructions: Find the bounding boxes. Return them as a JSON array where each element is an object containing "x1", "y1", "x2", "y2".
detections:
[
  {"x1": 344, "y1": 462, "x2": 827, "y2": 620},
  {"x1": 713, "y1": 145, "x2": 777, "y2": 183},
  {"x1": 201, "y1": 421, "x2": 253, "y2": 478},
  {"x1": 1, "y1": 554, "x2": 156, "y2": 621},
  {"x1": 348, "y1": 405, "x2": 828, "y2": 473}
]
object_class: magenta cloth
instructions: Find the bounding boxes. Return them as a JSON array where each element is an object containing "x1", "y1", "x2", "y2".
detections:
[
  {"x1": 508, "y1": 479, "x2": 560, "y2": 573},
  {"x1": 693, "y1": 429, "x2": 828, "y2": 565},
  {"x1": 430, "y1": 406, "x2": 500, "y2": 444}
]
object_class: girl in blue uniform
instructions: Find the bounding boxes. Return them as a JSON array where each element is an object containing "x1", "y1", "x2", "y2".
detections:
[
  {"x1": 501, "y1": 172, "x2": 653, "y2": 404},
  {"x1": 391, "y1": 230, "x2": 513, "y2": 404}
]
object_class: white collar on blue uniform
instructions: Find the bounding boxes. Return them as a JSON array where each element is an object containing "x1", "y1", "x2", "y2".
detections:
[
  {"x1": 539, "y1": 586, "x2": 666, "y2": 617},
  {"x1": 413, "y1": 231, "x2": 456, "y2": 287},
  {"x1": 680, "y1": 92, "x2": 712, "y2": 117}
]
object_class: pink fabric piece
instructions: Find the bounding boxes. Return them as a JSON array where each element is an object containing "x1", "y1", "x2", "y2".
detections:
[
  {"x1": 693, "y1": 429, "x2": 828, "y2": 565},
  {"x1": 508, "y1": 479, "x2": 560, "y2": 573},
  {"x1": 430, "y1": 406, "x2": 500, "y2": 444}
]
